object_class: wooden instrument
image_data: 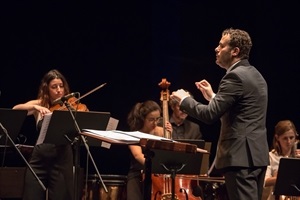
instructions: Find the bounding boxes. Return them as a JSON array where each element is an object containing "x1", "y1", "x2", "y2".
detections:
[
  {"x1": 141, "y1": 138, "x2": 203, "y2": 200},
  {"x1": 49, "y1": 96, "x2": 88, "y2": 112},
  {"x1": 140, "y1": 138, "x2": 197, "y2": 153},
  {"x1": 149, "y1": 78, "x2": 202, "y2": 200},
  {"x1": 158, "y1": 78, "x2": 171, "y2": 139}
]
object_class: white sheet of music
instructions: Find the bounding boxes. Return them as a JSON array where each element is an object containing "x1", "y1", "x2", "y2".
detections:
[
  {"x1": 106, "y1": 117, "x2": 119, "y2": 131},
  {"x1": 36, "y1": 112, "x2": 52, "y2": 145},
  {"x1": 82, "y1": 129, "x2": 173, "y2": 143},
  {"x1": 115, "y1": 130, "x2": 173, "y2": 141},
  {"x1": 82, "y1": 129, "x2": 140, "y2": 142}
]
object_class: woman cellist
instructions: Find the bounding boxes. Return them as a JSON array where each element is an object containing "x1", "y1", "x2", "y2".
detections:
[
  {"x1": 13, "y1": 69, "x2": 88, "y2": 200},
  {"x1": 126, "y1": 100, "x2": 173, "y2": 200}
]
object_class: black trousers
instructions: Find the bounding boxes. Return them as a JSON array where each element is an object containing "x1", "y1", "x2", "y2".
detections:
[
  {"x1": 126, "y1": 170, "x2": 143, "y2": 200},
  {"x1": 223, "y1": 166, "x2": 267, "y2": 200},
  {"x1": 22, "y1": 144, "x2": 74, "y2": 200}
]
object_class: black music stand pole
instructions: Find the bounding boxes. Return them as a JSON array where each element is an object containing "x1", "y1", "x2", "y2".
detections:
[
  {"x1": 0, "y1": 123, "x2": 46, "y2": 191},
  {"x1": 160, "y1": 163, "x2": 186, "y2": 200},
  {"x1": 143, "y1": 148, "x2": 154, "y2": 200},
  {"x1": 143, "y1": 149, "x2": 187, "y2": 200},
  {"x1": 79, "y1": 135, "x2": 108, "y2": 192},
  {"x1": 62, "y1": 102, "x2": 108, "y2": 200}
]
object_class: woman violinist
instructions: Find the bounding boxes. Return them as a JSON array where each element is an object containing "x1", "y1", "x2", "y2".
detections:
[
  {"x1": 13, "y1": 69, "x2": 87, "y2": 200},
  {"x1": 262, "y1": 120, "x2": 300, "y2": 200}
]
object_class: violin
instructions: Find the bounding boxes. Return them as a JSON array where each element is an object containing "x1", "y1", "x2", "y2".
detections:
[
  {"x1": 49, "y1": 83, "x2": 107, "y2": 112},
  {"x1": 49, "y1": 96, "x2": 88, "y2": 112}
]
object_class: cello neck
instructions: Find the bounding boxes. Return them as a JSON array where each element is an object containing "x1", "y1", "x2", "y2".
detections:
[
  {"x1": 162, "y1": 98, "x2": 171, "y2": 138},
  {"x1": 159, "y1": 78, "x2": 171, "y2": 139}
]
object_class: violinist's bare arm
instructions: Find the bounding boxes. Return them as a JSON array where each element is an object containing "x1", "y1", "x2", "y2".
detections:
[
  {"x1": 13, "y1": 99, "x2": 51, "y2": 118},
  {"x1": 264, "y1": 170, "x2": 277, "y2": 187}
]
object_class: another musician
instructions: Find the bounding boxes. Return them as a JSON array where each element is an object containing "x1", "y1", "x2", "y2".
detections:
[
  {"x1": 13, "y1": 69, "x2": 80, "y2": 200},
  {"x1": 169, "y1": 92, "x2": 202, "y2": 140},
  {"x1": 126, "y1": 100, "x2": 172, "y2": 200},
  {"x1": 262, "y1": 120, "x2": 300, "y2": 200}
]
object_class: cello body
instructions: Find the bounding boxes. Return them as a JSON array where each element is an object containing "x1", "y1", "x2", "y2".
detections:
[{"x1": 151, "y1": 175, "x2": 202, "y2": 200}]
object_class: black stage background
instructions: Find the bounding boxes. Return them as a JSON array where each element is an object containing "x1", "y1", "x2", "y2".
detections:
[{"x1": 1, "y1": 1, "x2": 300, "y2": 171}]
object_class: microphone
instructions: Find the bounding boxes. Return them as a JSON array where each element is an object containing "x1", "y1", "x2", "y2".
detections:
[{"x1": 52, "y1": 92, "x2": 78, "y2": 105}]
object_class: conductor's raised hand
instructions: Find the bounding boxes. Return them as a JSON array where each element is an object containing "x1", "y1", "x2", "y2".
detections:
[
  {"x1": 170, "y1": 89, "x2": 191, "y2": 104},
  {"x1": 195, "y1": 79, "x2": 215, "y2": 101}
]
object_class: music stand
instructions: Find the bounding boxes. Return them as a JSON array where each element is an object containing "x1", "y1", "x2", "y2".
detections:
[
  {"x1": 273, "y1": 157, "x2": 300, "y2": 197},
  {"x1": 174, "y1": 139, "x2": 205, "y2": 149},
  {"x1": 0, "y1": 108, "x2": 27, "y2": 146},
  {"x1": 141, "y1": 139, "x2": 208, "y2": 200},
  {"x1": 0, "y1": 108, "x2": 46, "y2": 195},
  {"x1": 151, "y1": 143, "x2": 204, "y2": 175},
  {"x1": 152, "y1": 139, "x2": 205, "y2": 175},
  {"x1": 39, "y1": 109, "x2": 110, "y2": 200},
  {"x1": 39, "y1": 110, "x2": 110, "y2": 145}
]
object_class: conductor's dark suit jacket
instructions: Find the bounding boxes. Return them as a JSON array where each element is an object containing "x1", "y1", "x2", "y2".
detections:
[{"x1": 180, "y1": 59, "x2": 269, "y2": 169}]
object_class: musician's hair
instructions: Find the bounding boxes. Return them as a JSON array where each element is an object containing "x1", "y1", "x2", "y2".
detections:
[
  {"x1": 272, "y1": 120, "x2": 298, "y2": 157},
  {"x1": 222, "y1": 28, "x2": 252, "y2": 60},
  {"x1": 127, "y1": 100, "x2": 161, "y2": 131},
  {"x1": 38, "y1": 69, "x2": 71, "y2": 108}
]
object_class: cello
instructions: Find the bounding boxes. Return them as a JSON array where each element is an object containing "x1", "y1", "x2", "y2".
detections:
[
  {"x1": 158, "y1": 78, "x2": 172, "y2": 139},
  {"x1": 151, "y1": 78, "x2": 202, "y2": 200}
]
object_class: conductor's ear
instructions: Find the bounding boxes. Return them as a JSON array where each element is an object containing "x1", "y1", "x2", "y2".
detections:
[{"x1": 232, "y1": 47, "x2": 240, "y2": 56}]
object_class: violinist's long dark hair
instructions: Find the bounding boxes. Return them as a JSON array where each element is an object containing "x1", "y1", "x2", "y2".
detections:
[{"x1": 37, "y1": 69, "x2": 71, "y2": 108}]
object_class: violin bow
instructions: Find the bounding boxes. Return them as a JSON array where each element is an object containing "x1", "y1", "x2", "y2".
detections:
[{"x1": 73, "y1": 82, "x2": 107, "y2": 103}]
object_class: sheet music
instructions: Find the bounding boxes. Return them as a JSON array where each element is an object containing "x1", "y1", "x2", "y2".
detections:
[
  {"x1": 114, "y1": 130, "x2": 173, "y2": 141},
  {"x1": 82, "y1": 129, "x2": 140, "y2": 143},
  {"x1": 106, "y1": 117, "x2": 119, "y2": 130},
  {"x1": 36, "y1": 112, "x2": 52, "y2": 145},
  {"x1": 82, "y1": 129, "x2": 174, "y2": 143}
]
